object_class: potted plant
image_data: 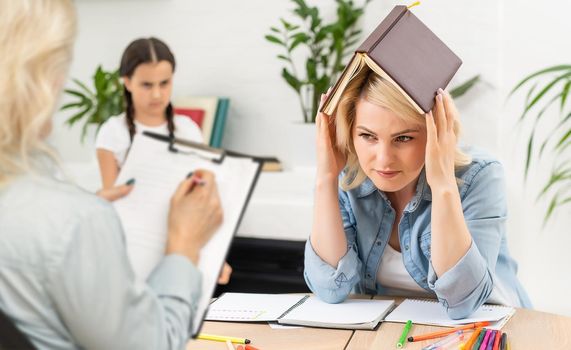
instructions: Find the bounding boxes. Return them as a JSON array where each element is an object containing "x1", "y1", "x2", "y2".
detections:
[
  {"x1": 265, "y1": 0, "x2": 480, "y2": 124},
  {"x1": 60, "y1": 65, "x2": 124, "y2": 142},
  {"x1": 265, "y1": 0, "x2": 375, "y2": 123},
  {"x1": 510, "y1": 64, "x2": 571, "y2": 224}
]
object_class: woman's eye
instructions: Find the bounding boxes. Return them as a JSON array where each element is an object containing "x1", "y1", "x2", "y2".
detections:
[
  {"x1": 359, "y1": 133, "x2": 376, "y2": 142},
  {"x1": 395, "y1": 135, "x2": 413, "y2": 143}
]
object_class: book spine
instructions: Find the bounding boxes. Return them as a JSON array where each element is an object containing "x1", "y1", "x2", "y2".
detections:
[
  {"x1": 356, "y1": 5, "x2": 407, "y2": 54},
  {"x1": 277, "y1": 295, "x2": 310, "y2": 320}
]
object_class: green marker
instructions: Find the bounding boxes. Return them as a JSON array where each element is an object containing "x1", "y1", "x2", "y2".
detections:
[
  {"x1": 473, "y1": 328, "x2": 487, "y2": 349},
  {"x1": 397, "y1": 320, "x2": 413, "y2": 348}
]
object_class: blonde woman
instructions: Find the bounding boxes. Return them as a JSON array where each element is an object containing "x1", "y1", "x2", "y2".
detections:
[
  {"x1": 305, "y1": 69, "x2": 531, "y2": 319},
  {"x1": 0, "y1": 1, "x2": 223, "y2": 348}
]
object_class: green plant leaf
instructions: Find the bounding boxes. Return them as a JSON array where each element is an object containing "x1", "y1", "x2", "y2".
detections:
[
  {"x1": 543, "y1": 193, "x2": 559, "y2": 226},
  {"x1": 538, "y1": 110, "x2": 571, "y2": 157},
  {"x1": 265, "y1": 35, "x2": 284, "y2": 45},
  {"x1": 509, "y1": 64, "x2": 571, "y2": 97},
  {"x1": 306, "y1": 58, "x2": 317, "y2": 81},
  {"x1": 555, "y1": 129, "x2": 571, "y2": 152},
  {"x1": 537, "y1": 163, "x2": 571, "y2": 200},
  {"x1": 270, "y1": 27, "x2": 280, "y2": 33},
  {"x1": 519, "y1": 71, "x2": 571, "y2": 122},
  {"x1": 282, "y1": 68, "x2": 301, "y2": 92},
  {"x1": 524, "y1": 131, "x2": 534, "y2": 180},
  {"x1": 65, "y1": 107, "x2": 91, "y2": 127},
  {"x1": 71, "y1": 78, "x2": 95, "y2": 97},
  {"x1": 280, "y1": 18, "x2": 295, "y2": 30},
  {"x1": 560, "y1": 79, "x2": 571, "y2": 111},
  {"x1": 60, "y1": 102, "x2": 87, "y2": 111},
  {"x1": 277, "y1": 54, "x2": 291, "y2": 62},
  {"x1": 289, "y1": 33, "x2": 309, "y2": 51},
  {"x1": 449, "y1": 75, "x2": 481, "y2": 99},
  {"x1": 64, "y1": 88, "x2": 90, "y2": 100}
]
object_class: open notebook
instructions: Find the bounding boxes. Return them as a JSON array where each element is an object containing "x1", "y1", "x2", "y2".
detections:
[
  {"x1": 205, "y1": 293, "x2": 395, "y2": 330},
  {"x1": 384, "y1": 299, "x2": 515, "y2": 330},
  {"x1": 113, "y1": 132, "x2": 262, "y2": 337},
  {"x1": 206, "y1": 294, "x2": 516, "y2": 331}
]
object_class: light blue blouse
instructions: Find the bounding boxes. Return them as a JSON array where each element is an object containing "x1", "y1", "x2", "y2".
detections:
[
  {"x1": 0, "y1": 172, "x2": 201, "y2": 349},
  {"x1": 304, "y1": 148, "x2": 532, "y2": 319}
]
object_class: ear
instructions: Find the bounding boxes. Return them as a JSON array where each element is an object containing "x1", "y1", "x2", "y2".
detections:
[{"x1": 122, "y1": 76, "x2": 132, "y2": 92}]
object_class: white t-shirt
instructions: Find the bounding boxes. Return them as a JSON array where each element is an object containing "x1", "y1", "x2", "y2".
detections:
[
  {"x1": 95, "y1": 113, "x2": 203, "y2": 166},
  {"x1": 377, "y1": 243, "x2": 516, "y2": 305},
  {"x1": 377, "y1": 243, "x2": 432, "y2": 296}
]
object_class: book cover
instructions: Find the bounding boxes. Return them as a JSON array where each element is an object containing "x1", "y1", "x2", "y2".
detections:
[
  {"x1": 322, "y1": 5, "x2": 462, "y2": 115},
  {"x1": 173, "y1": 96, "x2": 219, "y2": 143},
  {"x1": 173, "y1": 107, "x2": 205, "y2": 127}
]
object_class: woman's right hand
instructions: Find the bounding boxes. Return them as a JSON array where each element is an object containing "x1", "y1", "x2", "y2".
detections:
[
  {"x1": 166, "y1": 170, "x2": 223, "y2": 264},
  {"x1": 316, "y1": 89, "x2": 347, "y2": 180}
]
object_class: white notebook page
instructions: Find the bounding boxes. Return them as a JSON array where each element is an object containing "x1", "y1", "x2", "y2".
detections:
[
  {"x1": 206, "y1": 293, "x2": 307, "y2": 322},
  {"x1": 384, "y1": 299, "x2": 515, "y2": 329}
]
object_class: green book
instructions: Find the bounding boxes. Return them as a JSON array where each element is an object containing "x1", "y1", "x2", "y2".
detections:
[{"x1": 209, "y1": 98, "x2": 230, "y2": 148}]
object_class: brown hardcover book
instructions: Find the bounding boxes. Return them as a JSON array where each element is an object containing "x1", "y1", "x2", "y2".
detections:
[{"x1": 321, "y1": 5, "x2": 462, "y2": 115}]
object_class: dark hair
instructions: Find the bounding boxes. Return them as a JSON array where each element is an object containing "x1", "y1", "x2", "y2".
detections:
[{"x1": 119, "y1": 37, "x2": 176, "y2": 142}]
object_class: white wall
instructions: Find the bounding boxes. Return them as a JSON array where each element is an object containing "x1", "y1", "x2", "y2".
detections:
[{"x1": 52, "y1": 0, "x2": 571, "y2": 316}]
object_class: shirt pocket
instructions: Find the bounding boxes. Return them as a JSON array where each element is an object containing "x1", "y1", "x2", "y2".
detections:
[{"x1": 419, "y1": 229, "x2": 432, "y2": 260}]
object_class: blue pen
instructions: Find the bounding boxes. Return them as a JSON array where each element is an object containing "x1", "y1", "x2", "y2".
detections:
[{"x1": 421, "y1": 330, "x2": 465, "y2": 350}]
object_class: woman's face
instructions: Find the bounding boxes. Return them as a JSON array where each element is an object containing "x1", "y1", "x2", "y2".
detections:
[
  {"x1": 123, "y1": 60, "x2": 173, "y2": 119},
  {"x1": 352, "y1": 98, "x2": 427, "y2": 193}
]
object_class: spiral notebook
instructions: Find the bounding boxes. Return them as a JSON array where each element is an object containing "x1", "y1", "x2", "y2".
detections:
[
  {"x1": 384, "y1": 299, "x2": 515, "y2": 330},
  {"x1": 205, "y1": 293, "x2": 396, "y2": 330}
]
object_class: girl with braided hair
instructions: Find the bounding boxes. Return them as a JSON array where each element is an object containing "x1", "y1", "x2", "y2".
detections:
[{"x1": 96, "y1": 37, "x2": 203, "y2": 189}]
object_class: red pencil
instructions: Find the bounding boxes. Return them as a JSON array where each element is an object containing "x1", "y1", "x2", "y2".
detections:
[{"x1": 492, "y1": 331, "x2": 502, "y2": 350}]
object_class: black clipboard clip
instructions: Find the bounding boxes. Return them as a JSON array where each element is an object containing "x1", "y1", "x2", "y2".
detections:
[{"x1": 142, "y1": 131, "x2": 226, "y2": 164}]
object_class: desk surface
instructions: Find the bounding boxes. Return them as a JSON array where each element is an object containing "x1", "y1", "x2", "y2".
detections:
[{"x1": 187, "y1": 296, "x2": 571, "y2": 350}]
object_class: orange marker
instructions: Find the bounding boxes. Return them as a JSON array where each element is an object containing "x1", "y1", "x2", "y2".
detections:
[
  {"x1": 464, "y1": 327, "x2": 483, "y2": 350},
  {"x1": 408, "y1": 321, "x2": 490, "y2": 342}
]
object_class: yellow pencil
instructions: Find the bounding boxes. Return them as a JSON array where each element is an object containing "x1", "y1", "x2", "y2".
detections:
[{"x1": 197, "y1": 333, "x2": 251, "y2": 344}]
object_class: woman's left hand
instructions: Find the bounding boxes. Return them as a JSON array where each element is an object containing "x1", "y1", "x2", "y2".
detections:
[
  {"x1": 425, "y1": 89, "x2": 459, "y2": 192},
  {"x1": 96, "y1": 183, "x2": 134, "y2": 202}
]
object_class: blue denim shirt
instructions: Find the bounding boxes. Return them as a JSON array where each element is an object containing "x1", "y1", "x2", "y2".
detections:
[{"x1": 304, "y1": 148, "x2": 532, "y2": 319}]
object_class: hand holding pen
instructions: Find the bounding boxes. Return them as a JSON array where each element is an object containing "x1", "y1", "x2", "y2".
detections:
[{"x1": 166, "y1": 169, "x2": 224, "y2": 264}]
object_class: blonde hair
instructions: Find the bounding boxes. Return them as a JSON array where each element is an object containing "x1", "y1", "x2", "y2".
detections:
[
  {"x1": 336, "y1": 67, "x2": 471, "y2": 190},
  {"x1": 0, "y1": 0, "x2": 77, "y2": 186}
]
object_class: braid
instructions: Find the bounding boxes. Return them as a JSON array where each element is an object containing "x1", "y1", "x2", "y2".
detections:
[
  {"x1": 124, "y1": 87, "x2": 136, "y2": 142},
  {"x1": 166, "y1": 102, "x2": 175, "y2": 140}
]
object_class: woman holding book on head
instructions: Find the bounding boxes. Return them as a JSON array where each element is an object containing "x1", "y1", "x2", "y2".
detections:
[
  {"x1": 305, "y1": 71, "x2": 532, "y2": 319},
  {"x1": 304, "y1": 6, "x2": 531, "y2": 319},
  {"x1": 95, "y1": 37, "x2": 232, "y2": 284}
]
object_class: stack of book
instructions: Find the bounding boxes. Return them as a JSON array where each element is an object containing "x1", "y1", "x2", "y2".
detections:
[{"x1": 173, "y1": 96, "x2": 230, "y2": 148}]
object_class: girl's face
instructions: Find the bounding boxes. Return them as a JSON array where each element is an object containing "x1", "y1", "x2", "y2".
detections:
[
  {"x1": 352, "y1": 98, "x2": 427, "y2": 194},
  {"x1": 123, "y1": 60, "x2": 173, "y2": 119}
]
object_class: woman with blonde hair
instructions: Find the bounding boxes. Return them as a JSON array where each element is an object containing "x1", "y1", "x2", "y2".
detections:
[
  {"x1": 304, "y1": 68, "x2": 531, "y2": 319},
  {"x1": 0, "y1": 0, "x2": 223, "y2": 348}
]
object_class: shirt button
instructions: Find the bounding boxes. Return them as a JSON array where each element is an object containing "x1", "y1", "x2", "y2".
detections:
[
  {"x1": 376, "y1": 241, "x2": 382, "y2": 246},
  {"x1": 366, "y1": 274, "x2": 371, "y2": 278},
  {"x1": 405, "y1": 245, "x2": 410, "y2": 251}
]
